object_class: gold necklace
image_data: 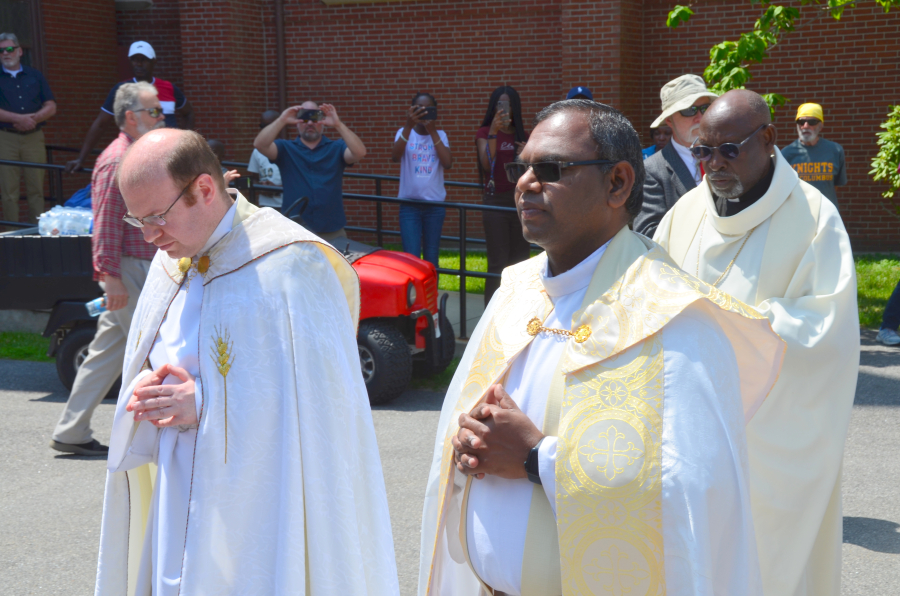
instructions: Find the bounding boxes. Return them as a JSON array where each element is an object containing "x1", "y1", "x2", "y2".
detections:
[
  {"x1": 695, "y1": 212, "x2": 757, "y2": 288},
  {"x1": 526, "y1": 317, "x2": 592, "y2": 343}
]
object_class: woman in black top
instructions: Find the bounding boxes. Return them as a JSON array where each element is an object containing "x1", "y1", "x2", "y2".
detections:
[{"x1": 475, "y1": 86, "x2": 530, "y2": 305}]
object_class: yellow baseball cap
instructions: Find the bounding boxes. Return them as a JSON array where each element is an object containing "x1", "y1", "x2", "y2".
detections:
[{"x1": 796, "y1": 103, "x2": 824, "y2": 122}]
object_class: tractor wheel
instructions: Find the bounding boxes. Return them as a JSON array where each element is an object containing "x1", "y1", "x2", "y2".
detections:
[
  {"x1": 56, "y1": 326, "x2": 121, "y2": 401},
  {"x1": 413, "y1": 313, "x2": 456, "y2": 377},
  {"x1": 357, "y1": 321, "x2": 412, "y2": 405}
]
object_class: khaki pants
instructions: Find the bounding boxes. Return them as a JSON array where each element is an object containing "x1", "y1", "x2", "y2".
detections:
[
  {"x1": 52, "y1": 257, "x2": 151, "y2": 445},
  {"x1": 0, "y1": 128, "x2": 46, "y2": 224}
]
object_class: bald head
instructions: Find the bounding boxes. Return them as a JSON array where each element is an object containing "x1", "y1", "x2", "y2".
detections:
[
  {"x1": 703, "y1": 89, "x2": 771, "y2": 130},
  {"x1": 118, "y1": 129, "x2": 233, "y2": 260},
  {"x1": 696, "y1": 89, "x2": 777, "y2": 201}
]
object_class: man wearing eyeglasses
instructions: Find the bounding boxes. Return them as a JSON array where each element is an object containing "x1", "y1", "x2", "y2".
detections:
[
  {"x1": 0, "y1": 32, "x2": 56, "y2": 224},
  {"x1": 49, "y1": 82, "x2": 164, "y2": 456},
  {"x1": 420, "y1": 99, "x2": 785, "y2": 596},
  {"x1": 633, "y1": 74, "x2": 717, "y2": 237},
  {"x1": 93, "y1": 128, "x2": 398, "y2": 596},
  {"x1": 781, "y1": 103, "x2": 847, "y2": 211},
  {"x1": 654, "y1": 89, "x2": 859, "y2": 596}
]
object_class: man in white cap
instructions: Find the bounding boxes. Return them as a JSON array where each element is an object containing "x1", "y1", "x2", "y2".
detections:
[
  {"x1": 634, "y1": 74, "x2": 717, "y2": 237},
  {"x1": 65, "y1": 41, "x2": 195, "y2": 173}
]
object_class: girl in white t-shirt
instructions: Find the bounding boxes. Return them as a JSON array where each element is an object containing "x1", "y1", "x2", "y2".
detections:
[{"x1": 390, "y1": 92, "x2": 453, "y2": 268}]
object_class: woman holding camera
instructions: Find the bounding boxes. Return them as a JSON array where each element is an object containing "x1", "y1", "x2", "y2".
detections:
[
  {"x1": 391, "y1": 92, "x2": 453, "y2": 269},
  {"x1": 476, "y1": 85, "x2": 529, "y2": 305}
]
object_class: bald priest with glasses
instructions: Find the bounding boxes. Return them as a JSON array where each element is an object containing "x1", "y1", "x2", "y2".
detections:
[
  {"x1": 94, "y1": 128, "x2": 399, "y2": 596},
  {"x1": 654, "y1": 89, "x2": 859, "y2": 596},
  {"x1": 420, "y1": 99, "x2": 787, "y2": 596}
]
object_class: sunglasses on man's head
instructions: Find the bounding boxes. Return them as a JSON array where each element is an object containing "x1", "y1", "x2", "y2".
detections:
[
  {"x1": 690, "y1": 124, "x2": 769, "y2": 162},
  {"x1": 678, "y1": 103, "x2": 711, "y2": 118},
  {"x1": 797, "y1": 118, "x2": 821, "y2": 127},
  {"x1": 0, "y1": 46, "x2": 19, "y2": 54},
  {"x1": 504, "y1": 160, "x2": 616, "y2": 184},
  {"x1": 133, "y1": 107, "x2": 164, "y2": 118}
]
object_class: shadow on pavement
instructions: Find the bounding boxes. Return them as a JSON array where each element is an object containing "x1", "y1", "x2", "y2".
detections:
[
  {"x1": 28, "y1": 391, "x2": 69, "y2": 403},
  {"x1": 844, "y1": 516, "x2": 900, "y2": 553},
  {"x1": 372, "y1": 388, "x2": 444, "y2": 412}
]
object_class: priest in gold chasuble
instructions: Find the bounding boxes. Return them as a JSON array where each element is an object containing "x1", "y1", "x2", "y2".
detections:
[
  {"x1": 94, "y1": 130, "x2": 399, "y2": 596},
  {"x1": 419, "y1": 101, "x2": 785, "y2": 596},
  {"x1": 653, "y1": 90, "x2": 859, "y2": 596}
]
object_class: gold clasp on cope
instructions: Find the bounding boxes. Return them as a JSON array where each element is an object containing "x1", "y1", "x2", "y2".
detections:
[{"x1": 526, "y1": 316, "x2": 592, "y2": 343}]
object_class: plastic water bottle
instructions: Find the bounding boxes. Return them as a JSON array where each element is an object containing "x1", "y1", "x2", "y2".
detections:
[{"x1": 86, "y1": 296, "x2": 107, "y2": 317}]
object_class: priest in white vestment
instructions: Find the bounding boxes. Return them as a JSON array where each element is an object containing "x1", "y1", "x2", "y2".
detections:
[
  {"x1": 419, "y1": 100, "x2": 785, "y2": 596},
  {"x1": 653, "y1": 89, "x2": 859, "y2": 596},
  {"x1": 94, "y1": 129, "x2": 400, "y2": 596}
]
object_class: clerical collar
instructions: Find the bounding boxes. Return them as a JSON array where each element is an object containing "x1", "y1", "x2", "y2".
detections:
[
  {"x1": 541, "y1": 240, "x2": 610, "y2": 298},
  {"x1": 714, "y1": 157, "x2": 775, "y2": 217},
  {"x1": 200, "y1": 200, "x2": 237, "y2": 255}
]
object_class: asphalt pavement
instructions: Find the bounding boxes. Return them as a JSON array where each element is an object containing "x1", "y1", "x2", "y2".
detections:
[{"x1": 0, "y1": 330, "x2": 898, "y2": 595}]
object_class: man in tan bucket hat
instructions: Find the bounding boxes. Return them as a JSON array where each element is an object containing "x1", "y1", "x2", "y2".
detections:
[{"x1": 634, "y1": 74, "x2": 718, "y2": 236}]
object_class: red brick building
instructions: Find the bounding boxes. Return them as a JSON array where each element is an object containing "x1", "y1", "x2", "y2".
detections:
[{"x1": 19, "y1": 0, "x2": 900, "y2": 250}]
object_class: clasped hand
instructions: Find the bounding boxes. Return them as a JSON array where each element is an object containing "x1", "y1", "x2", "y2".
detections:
[
  {"x1": 452, "y1": 384, "x2": 544, "y2": 480},
  {"x1": 126, "y1": 364, "x2": 198, "y2": 428}
]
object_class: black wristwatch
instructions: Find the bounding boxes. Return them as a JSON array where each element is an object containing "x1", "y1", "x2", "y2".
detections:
[{"x1": 524, "y1": 437, "x2": 546, "y2": 485}]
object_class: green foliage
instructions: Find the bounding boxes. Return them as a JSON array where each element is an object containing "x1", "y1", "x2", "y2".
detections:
[
  {"x1": 666, "y1": 5, "x2": 695, "y2": 27},
  {"x1": 856, "y1": 254, "x2": 900, "y2": 328},
  {"x1": 0, "y1": 332, "x2": 53, "y2": 362},
  {"x1": 869, "y1": 105, "x2": 900, "y2": 218}
]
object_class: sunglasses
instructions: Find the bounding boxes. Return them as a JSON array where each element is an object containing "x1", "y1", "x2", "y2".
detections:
[
  {"x1": 0, "y1": 46, "x2": 18, "y2": 54},
  {"x1": 796, "y1": 118, "x2": 821, "y2": 127},
  {"x1": 123, "y1": 174, "x2": 201, "y2": 228},
  {"x1": 678, "y1": 103, "x2": 711, "y2": 118},
  {"x1": 133, "y1": 107, "x2": 164, "y2": 118},
  {"x1": 690, "y1": 124, "x2": 769, "y2": 162},
  {"x1": 505, "y1": 159, "x2": 616, "y2": 184}
]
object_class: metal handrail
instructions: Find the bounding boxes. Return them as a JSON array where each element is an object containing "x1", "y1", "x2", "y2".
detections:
[{"x1": 15, "y1": 149, "x2": 514, "y2": 339}]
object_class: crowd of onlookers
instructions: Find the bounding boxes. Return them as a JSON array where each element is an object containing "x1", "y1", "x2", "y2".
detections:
[{"x1": 1, "y1": 36, "x2": 898, "y2": 348}]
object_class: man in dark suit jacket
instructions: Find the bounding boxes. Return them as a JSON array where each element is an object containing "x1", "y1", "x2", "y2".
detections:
[{"x1": 634, "y1": 75, "x2": 717, "y2": 237}]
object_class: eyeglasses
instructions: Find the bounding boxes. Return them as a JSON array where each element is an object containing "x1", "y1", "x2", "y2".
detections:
[
  {"x1": 123, "y1": 174, "x2": 201, "y2": 228},
  {"x1": 678, "y1": 103, "x2": 712, "y2": 118},
  {"x1": 0, "y1": 46, "x2": 19, "y2": 54},
  {"x1": 133, "y1": 107, "x2": 164, "y2": 118},
  {"x1": 504, "y1": 160, "x2": 617, "y2": 184},
  {"x1": 690, "y1": 124, "x2": 769, "y2": 162},
  {"x1": 796, "y1": 118, "x2": 821, "y2": 127}
]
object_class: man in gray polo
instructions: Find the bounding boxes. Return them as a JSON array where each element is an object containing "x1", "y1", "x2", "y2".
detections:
[
  {"x1": 634, "y1": 75, "x2": 717, "y2": 237},
  {"x1": 781, "y1": 102, "x2": 847, "y2": 211}
]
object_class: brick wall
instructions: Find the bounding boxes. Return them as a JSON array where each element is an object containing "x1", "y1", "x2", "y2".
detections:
[
  {"x1": 37, "y1": 0, "x2": 900, "y2": 249},
  {"x1": 642, "y1": 0, "x2": 900, "y2": 251}
]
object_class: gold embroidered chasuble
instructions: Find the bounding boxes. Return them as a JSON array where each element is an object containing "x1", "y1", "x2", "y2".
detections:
[
  {"x1": 653, "y1": 149, "x2": 860, "y2": 596},
  {"x1": 420, "y1": 228, "x2": 784, "y2": 596},
  {"x1": 96, "y1": 193, "x2": 399, "y2": 596}
]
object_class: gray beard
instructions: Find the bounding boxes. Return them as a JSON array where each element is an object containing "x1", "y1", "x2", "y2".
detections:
[
  {"x1": 301, "y1": 129, "x2": 321, "y2": 143},
  {"x1": 136, "y1": 120, "x2": 166, "y2": 136},
  {"x1": 707, "y1": 177, "x2": 745, "y2": 200}
]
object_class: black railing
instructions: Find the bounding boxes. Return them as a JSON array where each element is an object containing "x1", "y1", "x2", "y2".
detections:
[
  {"x1": 4, "y1": 150, "x2": 516, "y2": 339},
  {"x1": 223, "y1": 161, "x2": 511, "y2": 339}
]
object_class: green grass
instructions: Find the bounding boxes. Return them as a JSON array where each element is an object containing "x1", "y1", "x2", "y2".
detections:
[
  {"x1": 856, "y1": 254, "x2": 900, "y2": 329},
  {"x1": 0, "y1": 332, "x2": 53, "y2": 362}
]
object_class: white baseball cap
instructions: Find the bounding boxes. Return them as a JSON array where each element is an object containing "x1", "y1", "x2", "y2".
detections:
[{"x1": 128, "y1": 41, "x2": 156, "y2": 60}]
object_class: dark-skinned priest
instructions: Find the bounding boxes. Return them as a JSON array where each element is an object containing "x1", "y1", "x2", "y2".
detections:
[
  {"x1": 94, "y1": 129, "x2": 399, "y2": 596},
  {"x1": 419, "y1": 99, "x2": 786, "y2": 596},
  {"x1": 654, "y1": 89, "x2": 859, "y2": 596}
]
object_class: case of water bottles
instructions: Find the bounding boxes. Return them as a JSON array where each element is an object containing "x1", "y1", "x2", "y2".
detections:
[{"x1": 38, "y1": 206, "x2": 94, "y2": 236}]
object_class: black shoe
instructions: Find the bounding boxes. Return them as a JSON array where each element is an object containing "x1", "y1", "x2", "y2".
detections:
[{"x1": 50, "y1": 439, "x2": 109, "y2": 456}]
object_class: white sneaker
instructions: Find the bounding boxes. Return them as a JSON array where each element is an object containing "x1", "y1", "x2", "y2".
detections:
[{"x1": 876, "y1": 328, "x2": 900, "y2": 346}]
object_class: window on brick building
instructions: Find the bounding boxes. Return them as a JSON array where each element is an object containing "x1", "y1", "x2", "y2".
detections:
[{"x1": 0, "y1": 0, "x2": 44, "y2": 70}]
